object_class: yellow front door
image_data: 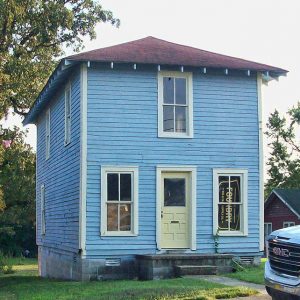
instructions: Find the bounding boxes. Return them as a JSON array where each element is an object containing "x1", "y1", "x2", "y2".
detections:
[{"x1": 161, "y1": 172, "x2": 190, "y2": 249}]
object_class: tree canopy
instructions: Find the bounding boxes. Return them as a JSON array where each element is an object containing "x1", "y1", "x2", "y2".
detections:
[
  {"x1": 0, "y1": 126, "x2": 36, "y2": 255},
  {"x1": 0, "y1": 0, "x2": 119, "y2": 119},
  {"x1": 265, "y1": 102, "x2": 300, "y2": 196}
]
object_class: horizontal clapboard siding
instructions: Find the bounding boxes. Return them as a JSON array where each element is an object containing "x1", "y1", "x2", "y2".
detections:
[
  {"x1": 36, "y1": 69, "x2": 81, "y2": 253},
  {"x1": 85, "y1": 66, "x2": 260, "y2": 257}
]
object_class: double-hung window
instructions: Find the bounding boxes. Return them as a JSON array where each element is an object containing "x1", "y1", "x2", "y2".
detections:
[
  {"x1": 283, "y1": 221, "x2": 295, "y2": 228},
  {"x1": 264, "y1": 223, "x2": 272, "y2": 240},
  {"x1": 65, "y1": 83, "x2": 71, "y2": 145},
  {"x1": 158, "y1": 71, "x2": 193, "y2": 138},
  {"x1": 45, "y1": 109, "x2": 50, "y2": 160},
  {"x1": 41, "y1": 184, "x2": 46, "y2": 235},
  {"x1": 213, "y1": 169, "x2": 248, "y2": 236},
  {"x1": 101, "y1": 167, "x2": 138, "y2": 236}
]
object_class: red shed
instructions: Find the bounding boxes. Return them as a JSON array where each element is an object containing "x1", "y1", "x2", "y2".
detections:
[{"x1": 264, "y1": 189, "x2": 300, "y2": 239}]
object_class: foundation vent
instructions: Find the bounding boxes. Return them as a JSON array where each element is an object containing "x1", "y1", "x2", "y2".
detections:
[
  {"x1": 105, "y1": 258, "x2": 121, "y2": 267},
  {"x1": 239, "y1": 256, "x2": 254, "y2": 265}
]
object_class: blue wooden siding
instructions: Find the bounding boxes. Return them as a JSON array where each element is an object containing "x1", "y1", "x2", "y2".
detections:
[
  {"x1": 85, "y1": 65, "x2": 260, "y2": 257},
  {"x1": 36, "y1": 68, "x2": 81, "y2": 253}
]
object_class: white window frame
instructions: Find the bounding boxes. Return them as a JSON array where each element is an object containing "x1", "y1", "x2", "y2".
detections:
[
  {"x1": 264, "y1": 222, "x2": 272, "y2": 238},
  {"x1": 101, "y1": 166, "x2": 139, "y2": 236},
  {"x1": 213, "y1": 168, "x2": 248, "y2": 236},
  {"x1": 158, "y1": 71, "x2": 193, "y2": 138},
  {"x1": 283, "y1": 221, "x2": 295, "y2": 228},
  {"x1": 45, "y1": 109, "x2": 50, "y2": 160},
  {"x1": 41, "y1": 184, "x2": 46, "y2": 236},
  {"x1": 64, "y1": 82, "x2": 72, "y2": 145}
]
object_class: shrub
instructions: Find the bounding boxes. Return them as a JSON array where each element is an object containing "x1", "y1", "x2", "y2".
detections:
[{"x1": 0, "y1": 251, "x2": 14, "y2": 274}]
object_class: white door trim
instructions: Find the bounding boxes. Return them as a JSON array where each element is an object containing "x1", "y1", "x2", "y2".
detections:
[{"x1": 156, "y1": 165, "x2": 197, "y2": 251}]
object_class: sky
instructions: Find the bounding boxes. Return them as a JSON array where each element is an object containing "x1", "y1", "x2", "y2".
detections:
[{"x1": 2, "y1": 0, "x2": 300, "y2": 169}]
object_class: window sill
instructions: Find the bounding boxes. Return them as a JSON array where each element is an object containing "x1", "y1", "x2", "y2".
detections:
[
  {"x1": 101, "y1": 232, "x2": 138, "y2": 237},
  {"x1": 158, "y1": 133, "x2": 194, "y2": 139},
  {"x1": 216, "y1": 231, "x2": 248, "y2": 237}
]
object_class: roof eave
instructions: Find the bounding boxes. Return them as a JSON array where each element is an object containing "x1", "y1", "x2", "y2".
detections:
[{"x1": 23, "y1": 59, "x2": 79, "y2": 126}]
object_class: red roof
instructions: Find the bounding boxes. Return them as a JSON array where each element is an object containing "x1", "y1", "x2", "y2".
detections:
[{"x1": 67, "y1": 36, "x2": 287, "y2": 75}]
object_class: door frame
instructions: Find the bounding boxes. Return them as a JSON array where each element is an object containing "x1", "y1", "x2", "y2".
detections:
[{"x1": 156, "y1": 166, "x2": 197, "y2": 251}]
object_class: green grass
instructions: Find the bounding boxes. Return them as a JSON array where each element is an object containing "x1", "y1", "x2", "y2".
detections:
[
  {"x1": 225, "y1": 258, "x2": 266, "y2": 285},
  {"x1": 0, "y1": 258, "x2": 258, "y2": 300}
]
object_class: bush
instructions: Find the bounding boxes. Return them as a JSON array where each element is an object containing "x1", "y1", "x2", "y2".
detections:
[{"x1": 0, "y1": 251, "x2": 14, "y2": 274}]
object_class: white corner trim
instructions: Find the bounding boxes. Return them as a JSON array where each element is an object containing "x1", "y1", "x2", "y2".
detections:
[
  {"x1": 79, "y1": 63, "x2": 87, "y2": 256},
  {"x1": 100, "y1": 166, "x2": 139, "y2": 237},
  {"x1": 213, "y1": 168, "x2": 248, "y2": 236},
  {"x1": 156, "y1": 166, "x2": 197, "y2": 251},
  {"x1": 157, "y1": 71, "x2": 193, "y2": 138},
  {"x1": 257, "y1": 73, "x2": 264, "y2": 251}
]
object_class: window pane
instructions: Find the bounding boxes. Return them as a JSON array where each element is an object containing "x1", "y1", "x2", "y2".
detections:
[
  {"x1": 218, "y1": 203, "x2": 229, "y2": 231},
  {"x1": 66, "y1": 90, "x2": 71, "y2": 115},
  {"x1": 229, "y1": 204, "x2": 240, "y2": 231},
  {"x1": 120, "y1": 174, "x2": 131, "y2": 201},
  {"x1": 175, "y1": 78, "x2": 186, "y2": 104},
  {"x1": 164, "y1": 178, "x2": 185, "y2": 206},
  {"x1": 107, "y1": 204, "x2": 118, "y2": 231},
  {"x1": 107, "y1": 173, "x2": 119, "y2": 201},
  {"x1": 163, "y1": 77, "x2": 174, "y2": 104},
  {"x1": 175, "y1": 106, "x2": 186, "y2": 132},
  {"x1": 231, "y1": 176, "x2": 241, "y2": 203},
  {"x1": 163, "y1": 106, "x2": 174, "y2": 132},
  {"x1": 219, "y1": 176, "x2": 229, "y2": 203},
  {"x1": 120, "y1": 204, "x2": 131, "y2": 231}
]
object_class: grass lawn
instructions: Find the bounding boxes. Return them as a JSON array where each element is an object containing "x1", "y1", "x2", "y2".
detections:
[
  {"x1": 0, "y1": 258, "x2": 258, "y2": 300},
  {"x1": 225, "y1": 258, "x2": 266, "y2": 285}
]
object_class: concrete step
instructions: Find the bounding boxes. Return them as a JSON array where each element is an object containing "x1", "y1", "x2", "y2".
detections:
[{"x1": 174, "y1": 265, "x2": 218, "y2": 276}]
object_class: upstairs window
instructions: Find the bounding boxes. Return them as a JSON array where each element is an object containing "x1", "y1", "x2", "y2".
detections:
[
  {"x1": 158, "y1": 72, "x2": 193, "y2": 138},
  {"x1": 45, "y1": 109, "x2": 50, "y2": 160},
  {"x1": 213, "y1": 169, "x2": 248, "y2": 236},
  {"x1": 65, "y1": 83, "x2": 71, "y2": 145}
]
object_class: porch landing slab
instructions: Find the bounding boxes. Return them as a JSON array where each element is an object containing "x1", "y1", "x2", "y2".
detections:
[{"x1": 136, "y1": 254, "x2": 234, "y2": 280}]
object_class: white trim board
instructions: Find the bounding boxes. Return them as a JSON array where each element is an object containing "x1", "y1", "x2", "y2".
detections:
[
  {"x1": 156, "y1": 165, "x2": 197, "y2": 251},
  {"x1": 257, "y1": 73, "x2": 264, "y2": 251},
  {"x1": 79, "y1": 63, "x2": 88, "y2": 256}
]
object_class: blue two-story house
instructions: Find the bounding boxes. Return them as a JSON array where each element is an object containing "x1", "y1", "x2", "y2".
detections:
[{"x1": 24, "y1": 37, "x2": 287, "y2": 280}]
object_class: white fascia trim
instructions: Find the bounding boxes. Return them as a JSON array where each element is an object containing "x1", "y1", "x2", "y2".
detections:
[
  {"x1": 157, "y1": 71, "x2": 193, "y2": 138},
  {"x1": 100, "y1": 166, "x2": 139, "y2": 237},
  {"x1": 213, "y1": 168, "x2": 248, "y2": 237},
  {"x1": 257, "y1": 73, "x2": 264, "y2": 251},
  {"x1": 79, "y1": 63, "x2": 88, "y2": 256},
  {"x1": 273, "y1": 190, "x2": 300, "y2": 219},
  {"x1": 156, "y1": 165, "x2": 197, "y2": 251}
]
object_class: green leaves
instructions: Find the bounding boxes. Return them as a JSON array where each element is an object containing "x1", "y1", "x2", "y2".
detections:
[
  {"x1": 265, "y1": 102, "x2": 300, "y2": 196},
  {"x1": 0, "y1": 0, "x2": 119, "y2": 118},
  {"x1": 0, "y1": 126, "x2": 36, "y2": 255}
]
